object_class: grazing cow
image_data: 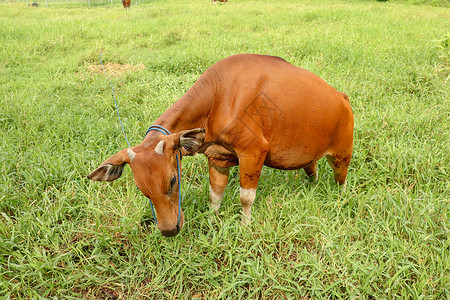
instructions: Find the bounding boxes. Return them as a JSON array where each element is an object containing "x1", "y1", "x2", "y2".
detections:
[
  {"x1": 213, "y1": 0, "x2": 228, "y2": 3},
  {"x1": 88, "y1": 54, "x2": 354, "y2": 237},
  {"x1": 122, "y1": 0, "x2": 131, "y2": 8}
]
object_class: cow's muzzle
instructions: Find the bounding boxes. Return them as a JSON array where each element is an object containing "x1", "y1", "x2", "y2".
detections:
[
  {"x1": 160, "y1": 224, "x2": 180, "y2": 237},
  {"x1": 159, "y1": 213, "x2": 184, "y2": 237}
]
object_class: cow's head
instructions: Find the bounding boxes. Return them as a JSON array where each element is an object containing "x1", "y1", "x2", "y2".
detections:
[{"x1": 88, "y1": 128, "x2": 205, "y2": 237}]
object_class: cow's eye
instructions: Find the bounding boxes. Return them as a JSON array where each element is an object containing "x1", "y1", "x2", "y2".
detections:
[
  {"x1": 170, "y1": 176, "x2": 177, "y2": 189},
  {"x1": 167, "y1": 176, "x2": 177, "y2": 195}
]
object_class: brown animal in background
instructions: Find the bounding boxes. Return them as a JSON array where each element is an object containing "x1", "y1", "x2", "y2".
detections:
[
  {"x1": 88, "y1": 54, "x2": 354, "y2": 237},
  {"x1": 213, "y1": 0, "x2": 228, "y2": 3},
  {"x1": 122, "y1": 0, "x2": 130, "y2": 8}
]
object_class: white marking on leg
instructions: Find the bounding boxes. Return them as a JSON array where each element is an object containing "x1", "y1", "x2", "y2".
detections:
[
  {"x1": 341, "y1": 180, "x2": 347, "y2": 192},
  {"x1": 209, "y1": 184, "x2": 224, "y2": 212},
  {"x1": 240, "y1": 187, "x2": 256, "y2": 225}
]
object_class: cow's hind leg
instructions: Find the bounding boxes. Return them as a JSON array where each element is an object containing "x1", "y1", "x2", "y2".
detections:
[
  {"x1": 208, "y1": 161, "x2": 229, "y2": 212},
  {"x1": 326, "y1": 153, "x2": 352, "y2": 191},
  {"x1": 303, "y1": 161, "x2": 318, "y2": 181}
]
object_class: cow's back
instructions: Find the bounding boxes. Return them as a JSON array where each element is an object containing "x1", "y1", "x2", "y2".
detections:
[{"x1": 206, "y1": 54, "x2": 353, "y2": 170}]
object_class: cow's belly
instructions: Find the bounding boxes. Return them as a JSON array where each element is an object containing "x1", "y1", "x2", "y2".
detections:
[
  {"x1": 264, "y1": 149, "x2": 322, "y2": 170},
  {"x1": 203, "y1": 136, "x2": 330, "y2": 170},
  {"x1": 263, "y1": 138, "x2": 328, "y2": 170}
]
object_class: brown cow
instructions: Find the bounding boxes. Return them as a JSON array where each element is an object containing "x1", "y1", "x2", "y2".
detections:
[
  {"x1": 122, "y1": 0, "x2": 130, "y2": 9},
  {"x1": 213, "y1": 0, "x2": 228, "y2": 3},
  {"x1": 88, "y1": 54, "x2": 354, "y2": 237}
]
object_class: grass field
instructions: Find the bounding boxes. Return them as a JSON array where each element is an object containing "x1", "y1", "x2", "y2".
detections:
[{"x1": 1, "y1": 0, "x2": 449, "y2": 298}]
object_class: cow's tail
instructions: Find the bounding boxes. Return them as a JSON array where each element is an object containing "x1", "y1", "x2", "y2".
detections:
[{"x1": 339, "y1": 91, "x2": 350, "y2": 102}]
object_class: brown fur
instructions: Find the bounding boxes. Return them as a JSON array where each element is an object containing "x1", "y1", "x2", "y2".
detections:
[
  {"x1": 122, "y1": 0, "x2": 130, "y2": 9},
  {"x1": 88, "y1": 54, "x2": 354, "y2": 237}
]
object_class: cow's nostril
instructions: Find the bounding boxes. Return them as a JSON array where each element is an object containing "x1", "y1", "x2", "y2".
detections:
[{"x1": 160, "y1": 227, "x2": 179, "y2": 237}]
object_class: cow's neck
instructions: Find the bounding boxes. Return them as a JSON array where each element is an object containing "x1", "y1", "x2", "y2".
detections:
[{"x1": 151, "y1": 72, "x2": 217, "y2": 136}]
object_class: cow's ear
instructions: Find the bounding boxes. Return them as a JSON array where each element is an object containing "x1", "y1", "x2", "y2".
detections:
[
  {"x1": 179, "y1": 128, "x2": 206, "y2": 154},
  {"x1": 87, "y1": 149, "x2": 132, "y2": 181}
]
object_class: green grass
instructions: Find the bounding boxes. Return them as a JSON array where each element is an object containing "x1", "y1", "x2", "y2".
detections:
[{"x1": 0, "y1": 0, "x2": 449, "y2": 298}]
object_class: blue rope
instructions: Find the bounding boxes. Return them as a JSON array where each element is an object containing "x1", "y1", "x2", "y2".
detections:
[
  {"x1": 99, "y1": 53, "x2": 131, "y2": 148},
  {"x1": 145, "y1": 125, "x2": 183, "y2": 226},
  {"x1": 145, "y1": 124, "x2": 171, "y2": 137}
]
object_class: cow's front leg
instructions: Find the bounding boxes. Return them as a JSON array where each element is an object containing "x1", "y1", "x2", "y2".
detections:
[
  {"x1": 238, "y1": 146, "x2": 269, "y2": 225},
  {"x1": 208, "y1": 160, "x2": 229, "y2": 212},
  {"x1": 239, "y1": 186, "x2": 257, "y2": 226}
]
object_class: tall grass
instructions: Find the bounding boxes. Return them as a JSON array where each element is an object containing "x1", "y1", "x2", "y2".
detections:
[{"x1": 0, "y1": 0, "x2": 448, "y2": 298}]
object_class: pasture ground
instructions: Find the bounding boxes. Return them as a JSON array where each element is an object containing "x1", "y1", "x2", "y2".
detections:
[{"x1": 0, "y1": 0, "x2": 449, "y2": 298}]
